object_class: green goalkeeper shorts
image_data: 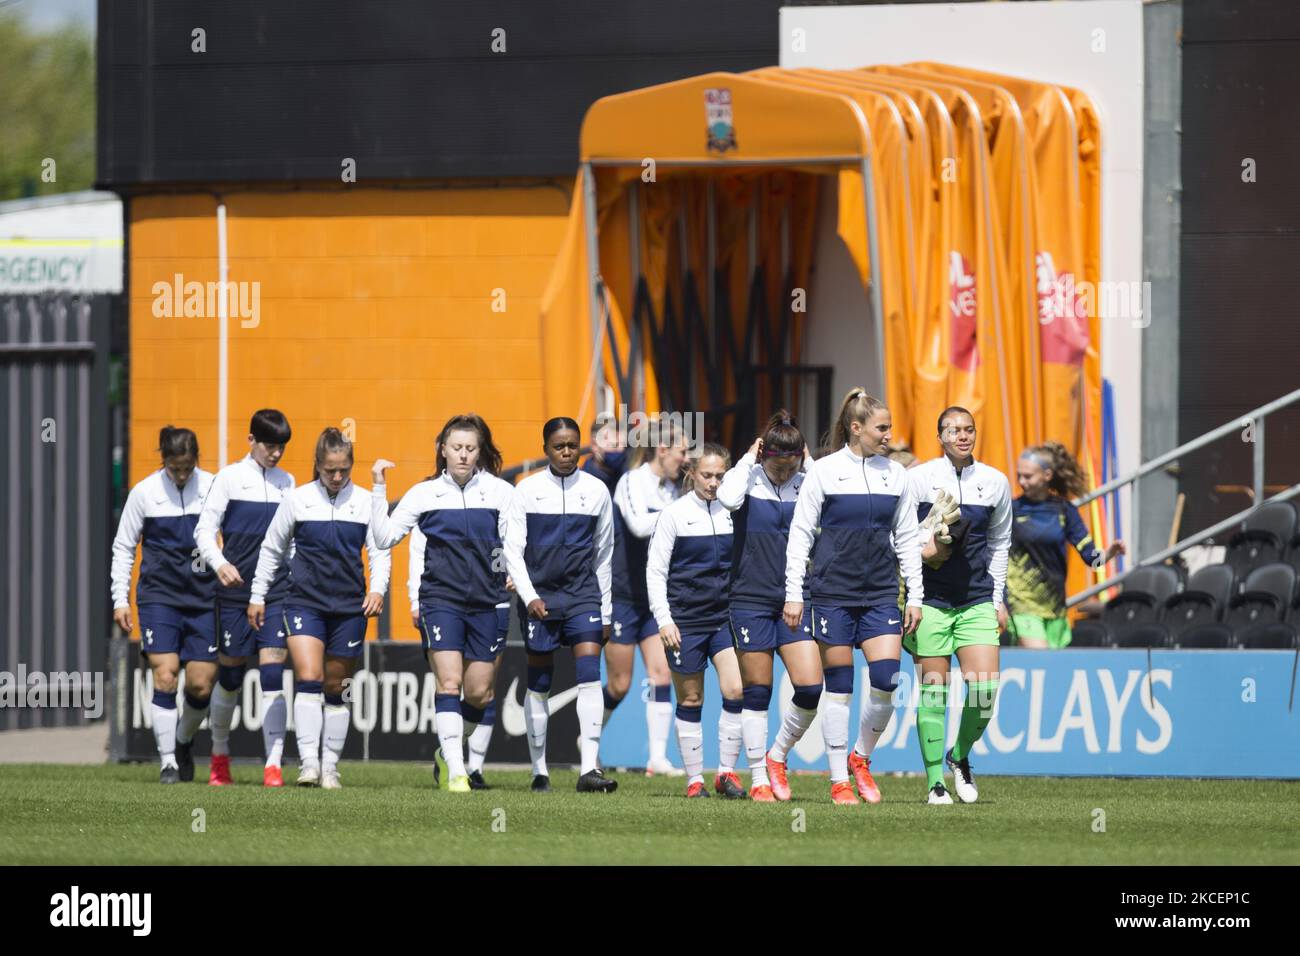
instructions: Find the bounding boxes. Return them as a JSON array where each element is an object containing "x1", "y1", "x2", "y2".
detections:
[
  {"x1": 904, "y1": 603, "x2": 1000, "y2": 658},
  {"x1": 1010, "y1": 613, "x2": 1072, "y2": 648}
]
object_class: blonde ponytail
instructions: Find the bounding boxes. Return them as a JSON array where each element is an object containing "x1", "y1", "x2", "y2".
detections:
[{"x1": 825, "y1": 387, "x2": 888, "y2": 452}]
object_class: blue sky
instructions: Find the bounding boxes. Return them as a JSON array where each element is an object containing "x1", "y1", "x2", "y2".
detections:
[{"x1": 3, "y1": 0, "x2": 95, "y2": 32}]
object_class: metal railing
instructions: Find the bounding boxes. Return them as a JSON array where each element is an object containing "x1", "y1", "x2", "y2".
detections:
[{"x1": 1067, "y1": 386, "x2": 1300, "y2": 607}]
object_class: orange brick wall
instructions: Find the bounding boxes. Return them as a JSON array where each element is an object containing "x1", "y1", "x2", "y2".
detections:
[{"x1": 128, "y1": 183, "x2": 574, "y2": 639}]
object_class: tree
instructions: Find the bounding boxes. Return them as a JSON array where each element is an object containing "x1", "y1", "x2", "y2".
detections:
[{"x1": 0, "y1": 11, "x2": 95, "y2": 200}]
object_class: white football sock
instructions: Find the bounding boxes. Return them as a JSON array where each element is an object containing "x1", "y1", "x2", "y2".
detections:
[
  {"x1": 675, "y1": 716, "x2": 704, "y2": 785},
  {"x1": 647, "y1": 699, "x2": 673, "y2": 763},
  {"x1": 854, "y1": 686, "x2": 897, "y2": 759},
  {"x1": 435, "y1": 711, "x2": 466, "y2": 778},
  {"x1": 769, "y1": 704, "x2": 817, "y2": 763},
  {"x1": 152, "y1": 703, "x2": 177, "y2": 765},
  {"x1": 525, "y1": 690, "x2": 550, "y2": 777},
  {"x1": 293, "y1": 691, "x2": 323, "y2": 770},
  {"x1": 823, "y1": 692, "x2": 851, "y2": 783},
  {"x1": 209, "y1": 683, "x2": 239, "y2": 757},
  {"x1": 262, "y1": 692, "x2": 287, "y2": 767},
  {"x1": 577, "y1": 681, "x2": 604, "y2": 775},
  {"x1": 176, "y1": 696, "x2": 207, "y2": 746},
  {"x1": 322, "y1": 703, "x2": 349, "y2": 773},
  {"x1": 467, "y1": 719, "x2": 493, "y2": 774},
  {"x1": 742, "y1": 708, "x2": 769, "y2": 786},
  {"x1": 718, "y1": 706, "x2": 743, "y2": 775}
]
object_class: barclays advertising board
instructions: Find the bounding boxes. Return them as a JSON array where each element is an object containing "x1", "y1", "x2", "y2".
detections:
[{"x1": 599, "y1": 649, "x2": 1300, "y2": 778}]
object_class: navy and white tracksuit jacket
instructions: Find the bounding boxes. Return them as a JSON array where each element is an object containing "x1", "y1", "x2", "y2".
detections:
[
  {"x1": 717, "y1": 452, "x2": 807, "y2": 612},
  {"x1": 408, "y1": 527, "x2": 511, "y2": 616},
  {"x1": 785, "y1": 445, "x2": 923, "y2": 608},
  {"x1": 250, "y1": 480, "x2": 391, "y2": 615},
  {"x1": 505, "y1": 467, "x2": 614, "y2": 624},
  {"x1": 372, "y1": 469, "x2": 516, "y2": 613},
  {"x1": 195, "y1": 454, "x2": 295, "y2": 605},
  {"x1": 910, "y1": 456, "x2": 1012, "y2": 610},
  {"x1": 612, "y1": 463, "x2": 680, "y2": 607},
  {"x1": 112, "y1": 468, "x2": 216, "y2": 612},
  {"x1": 647, "y1": 491, "x2": 735, "y2": 633}
]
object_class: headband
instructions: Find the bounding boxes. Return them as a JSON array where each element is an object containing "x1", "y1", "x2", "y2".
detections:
[{"x1": 1020, "y1": 450, "x2": 1053, "y2": 471}]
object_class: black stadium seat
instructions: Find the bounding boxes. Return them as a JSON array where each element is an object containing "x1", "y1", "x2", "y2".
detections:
[
  {"x1": 1225, "y1": 502, "x2": 1297, "y2": 580},
  {"x1": 1286, "y1": 504, "x2": 1300, "y2": 577},
  {"x1": 1238, "y1": 591, "x2": 1300, "y2": 649},
  {"x1": 1238, "y1": 621, "x2": 1298, "y2": 649},
  {"x1": 1163, "y1": 563, "x2": 1236, "y2": 648},
  {"x1": 1112, "y1": 623, "x2": 1170, "y2": 648},
  {"x1": 1083, "y1": 565, "x2": 1181, "y2": 647},
  {"x1": 1173, "y1": 626, "x2": 1236, "y2": 649},
  {"x1": 1221, "y1": 563, "x2": 1296, "y2": 641},
  {"x1": 1070, "y1": 620, "x2": 1108, "y2": 647}
]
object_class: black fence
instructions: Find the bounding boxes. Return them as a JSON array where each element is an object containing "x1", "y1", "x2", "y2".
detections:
[{"x1": 0, "y1": 293, "x2": 114, "y2": 728}]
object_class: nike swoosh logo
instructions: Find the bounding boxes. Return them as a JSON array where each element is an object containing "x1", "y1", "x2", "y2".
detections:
[
  {"x1": 887, "y1": 619, "x2": 900, "y2": 625},
  {"x1": 499, "y1": 678, "x2": 581, "y2": 737},
  {"x1": 588, "y1": 616, "x2": 600, "y2": 623},
  {"x1": 207, "y1": 646, "x2": 217, "y2": 653},
  {"x1": 347, "y1": 639, "x2": 362, "y2": 648},
  {"x1": 925, "y1": 737, "x2": 942, "y2": 744},
  {"x1": 838, "y1": 476, "x2": 852, "y2": 481}
]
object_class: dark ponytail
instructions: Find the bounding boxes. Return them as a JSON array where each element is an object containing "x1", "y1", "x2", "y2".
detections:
[
  {"x1": 158, "y1": 425, "x2": 199, "y2": 461},
  {"x1": 761, "y1": 409, "x2": 804, "y2": 457}
]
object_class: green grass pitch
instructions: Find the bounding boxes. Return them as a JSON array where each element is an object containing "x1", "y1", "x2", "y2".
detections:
[{"x1": 1, "y1": 763, "x2": 1296, "y2": 865}]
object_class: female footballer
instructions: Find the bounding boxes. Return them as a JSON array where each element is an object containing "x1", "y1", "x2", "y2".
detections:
[
  {"x1": 409, "y1": 526, "x2": 510, "y2": 790},
  {"x1": 907, "y1": 406, "x2": 1013, "y2": 804},
  {"x1": 194, "y1": 409, "x2": 295, "y2": 786},
  {"x1": 1008, "y1": 443, "x2": 1124, "y2": 648},
  {"x1": 369, "y1": 414, "x2": 516, "y2": 794},
  {"x1": 603, "y1": 427, "x2": 689, "y2": 777},
  {"x1": 785, "y1": 389, "x2": 924, "y2": 805},
  {"x1": 647, "y1": 442, "x2": 747, "y2": 799},
  {"x1": 111, "y1": 426, "x2": 217, "y2": 783},
  {"x1": 504, "y1": 417, "x2": 617, "y2": 794},
  {"x1": 248, "y1": 428, "x2": 390, "y2": 789},
  {"x1": 716, "y1": 411, "x2": 820, "y2": 802}
]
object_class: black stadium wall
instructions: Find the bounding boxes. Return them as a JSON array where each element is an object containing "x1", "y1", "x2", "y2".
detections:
[
  {"x1": 1178, "y1": 0, "x2": 1300, "y2": 532},
  {"x1": 96, "y1": 0, "x2": 793, "y2": 185}
]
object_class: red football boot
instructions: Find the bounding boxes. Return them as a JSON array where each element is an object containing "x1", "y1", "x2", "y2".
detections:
[
  {"x1": 830, "y1": 780, "x2": 861, "y2": 805},
  {"x1": 765, "y1": 753, "x2": 792, "y2": 801},
  {"x1": 208, "y1": 753, "x2": 233, "y2": 786},
  {"x1": 848, "y1": 750, "x2": 882, "y2": 804}
]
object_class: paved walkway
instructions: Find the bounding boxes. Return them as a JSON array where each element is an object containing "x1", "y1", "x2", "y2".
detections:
[{"x1": 0, "y1": 724, "x2": 108, "y2": 763}]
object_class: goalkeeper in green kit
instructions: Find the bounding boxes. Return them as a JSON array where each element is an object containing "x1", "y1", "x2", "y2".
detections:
[{"x1": 904, "y1": 407, "x2": 1012, "y2": 804}]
